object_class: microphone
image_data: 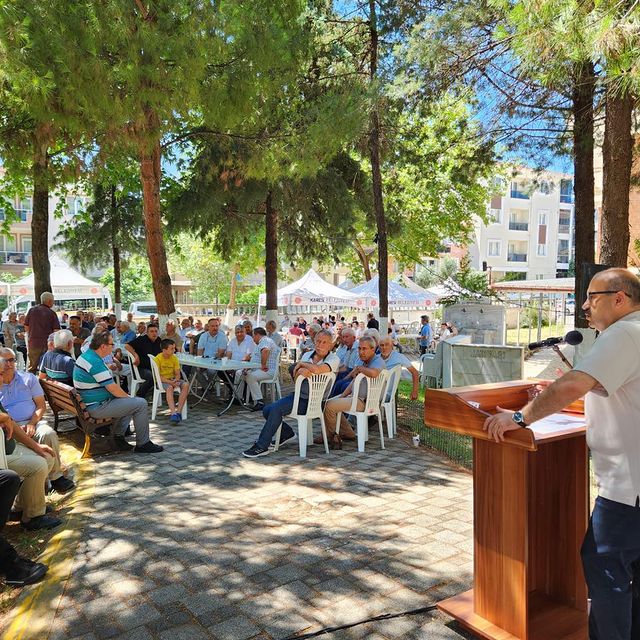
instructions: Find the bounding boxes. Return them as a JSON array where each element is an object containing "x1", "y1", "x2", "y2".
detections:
[{"x1": 528, "y1": 330, "x2": 583, "y2": 351}]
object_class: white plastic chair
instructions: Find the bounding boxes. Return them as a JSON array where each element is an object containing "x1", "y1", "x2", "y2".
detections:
[
  {"x1": 149, "y1": 358, "x2": 188, "y2": 420},
  {"x1": 335, "y1": 370, "x2": 389, "y2": 453},
  {"x1": 0, "y1": 432, "x2": 7, "y2": 469},
  {"x1": 380, "y1": 365, "x2": 402, "y2": 439},
  {"x1": 273, "y1": 371, "x2": 335, "y2": 458},
  {"x1": 259, "y1": 348, "x2": 282, "y2": 402},
  {"x1": 420, "y1": 341, "x2": 443, "y2": 388},
  {"x1": 121, "y1": 349, "x2": 146, "y2": 397}
]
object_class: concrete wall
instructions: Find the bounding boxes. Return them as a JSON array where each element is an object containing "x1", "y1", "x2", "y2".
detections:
[{"x1": 444, "y1": 303, "x2": 505, "y2": 345}]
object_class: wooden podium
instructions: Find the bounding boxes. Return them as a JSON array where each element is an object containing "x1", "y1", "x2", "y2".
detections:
[{"x1": 424, "y1": 380, "x2": 588, "y2": 640}]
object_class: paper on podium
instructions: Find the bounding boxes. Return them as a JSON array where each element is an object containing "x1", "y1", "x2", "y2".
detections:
[{"x1": 528, "y1": 412, "x2": 585, "y2": 437}]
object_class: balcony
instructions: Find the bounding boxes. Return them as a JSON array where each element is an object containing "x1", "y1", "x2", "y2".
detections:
[
  {"x1": 1, "y1": 251, "x2": 30, "y2": 265},
  {"x1": 557, "y1": 254, "x2": 570, "y2": 264},
  {"x1": 508, "y1": 221, "x2": 528, "y2": 231},
  {"x1": 508, "y1": 253, "x2": 528, "y2": 262},
  {"x1": 510, "y1": 188, "x2": 529, "y2": 199},
  {"x1": 558, "y1": 222, "x2": 570, "y2": 234}
]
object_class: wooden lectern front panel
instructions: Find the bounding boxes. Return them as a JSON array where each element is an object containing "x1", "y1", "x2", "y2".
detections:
[{"x1": 474, "y1": 439, "x2": 528, "y2": 639}]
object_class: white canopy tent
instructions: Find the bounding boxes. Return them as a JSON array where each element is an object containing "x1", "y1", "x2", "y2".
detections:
[
  {"x1": 0, "y1": 255, "x2": 109, "y2": 299},
  {"x1": 258, "y1": 268, "x2": 360, "y2": 307},
  {"x1": 348, "y1": 274, "x2": 438, "y2": 310}
]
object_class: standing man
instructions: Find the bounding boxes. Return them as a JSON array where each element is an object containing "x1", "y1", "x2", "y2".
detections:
[
  {"x1": 483, "y1": 268, "x2": 640, "y2": 640},
  {"x1": 418, "y1": 315, "x2": 433, "y2": 355},
  {"x1": 125, "y1": 324, "x2": 163, "y2": 397},
  {"x1": 24, "y1": 293, "x2": 60, "y2": 373},
  {"x1": 366, "y1": 313, "x2": 379, "y2": 330}
]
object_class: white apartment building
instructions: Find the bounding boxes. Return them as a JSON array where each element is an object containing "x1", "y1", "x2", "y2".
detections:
[{"x1": 469, "y1": 168, "x2": 575, "y2": 281}]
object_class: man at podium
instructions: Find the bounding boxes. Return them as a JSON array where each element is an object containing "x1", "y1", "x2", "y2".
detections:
[{"x1": 484, "y1": 268, "x2": 640, "y2": 640}]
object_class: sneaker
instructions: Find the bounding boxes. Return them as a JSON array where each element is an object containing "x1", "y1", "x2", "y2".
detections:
[
  {"x1": 113, "y1": 436, "x2": 134, "y2": 451},
  {"x1": 270, "y1": 433, "x2": 297, "y2": 448},
  {"x1": 3, "y1": 558, "x2": 48, "y2": 586},
  {"x1": 242, "y1": 443, "x2": 270, "y2": 458},
  {"x1": 21, "y1": 514, "x2": 62, "y2": 531},
  {"x1": 134, "y1": 441, "x2": 164, "y2": 453},
  {"x1": 251, "y1": 401, "x2": 265, "y2": 412},
  {"x1": 10, "y1": 505, "x2": 53, "y2": 522},
  {"x1": 169, "y1": 413, "x2": 181, "y2": 423},
  {"x1": 49, "y1": 476, "x2": 75, "y2": 494}
]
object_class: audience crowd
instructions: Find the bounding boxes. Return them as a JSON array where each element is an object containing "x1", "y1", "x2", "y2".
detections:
[{"x1": 1, "y1": 293, "x2": 445, "y2": 587}]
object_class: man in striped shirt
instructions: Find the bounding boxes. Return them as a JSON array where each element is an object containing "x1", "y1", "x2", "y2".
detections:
[{"x1": 73, "y1": 330, "x2": 163, "y2": 454}]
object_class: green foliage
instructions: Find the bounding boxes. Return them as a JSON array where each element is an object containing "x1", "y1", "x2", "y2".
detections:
[
  {"x1": 437, "y1": 255, "x2": 493, "y2": 306},
  {"x1": 237, "y1": 285, "x2": 265, "y2": 305},
  {"x1": 415, "y1": 257, "x2": 459, "y2": 289},
  {"x1": 100, "y1": 256, "x2": 153, "y2": 309}
]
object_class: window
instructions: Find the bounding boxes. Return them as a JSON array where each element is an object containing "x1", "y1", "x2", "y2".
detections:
[
  {"x1": 558, "y1": 209, "x2": 571, "y2": 234},
  {"x1": 538, "y1": 210, "x2": 548, "y2": 226},
  {"x1": 21, "y1": 236, "x2": 32, "y2": 254},
  {"x1": 509, "y1": 209, "x2": 529, "y2": 231},
  {"x1": 557, "y1": 239, "x2": 570, "y2": 263},
  {"x1": 488, "y1": 241, "x2": 501, "y2": 257},
  {"x1": 15, "y1": 198, "x2": 32, "y2": 222},
  {"x1": 539, "y1": 181, "x2": 550, "y2": 195},
  {"x1": 510, "y1": 181, "x2": 529, "y2": 199},
  {"x1": 537, "y1": 244, "x2": 547, "y2": 256},
  {"x1": 489, "y1": 208, "x2": 502, "y2": 224},
  {"x1": 560, "y1": 179, "x2": 573, "y2": 204}
]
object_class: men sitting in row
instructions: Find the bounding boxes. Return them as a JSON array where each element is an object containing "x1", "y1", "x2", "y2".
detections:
[
  {"x1": 111, "y1": 320, "x2": 135, "y2": 345},
  {"x1": 197, "y1": 318, "x2": 227, "y2": 358},
  {"x1": 243, "y1": 329, "x2": 338, "y2": 458},
  {"x1": 74, "y1": 330, "x2": 163, "y2": 453},
  {"x1": 0, "y1": 347, "x2": 75, "y2": 496},
  {"x1": 241, "y1": 328, "x2": 279, "y2": 412},
  {"x1": 39, "y1": 330, "x2": 75, "y2": 385},
  {"x1": 225, "y1": 324, "x2": 253, "y2": 362},
  {"x1": 379, "y1": 337, "x2": 419, "y2": 401}
]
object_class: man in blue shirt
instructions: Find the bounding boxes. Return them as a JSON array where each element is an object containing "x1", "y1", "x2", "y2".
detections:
[
  {"x1": 322, "y1": 336, "x2": 385, "y2": 441},
  {"x1": 39, "y1": 330, "x2": 75, "y2": 385},
  {"x1": 75, "y1": 330, "x2": 163, "y2": 454},
  {"x1": 197, "y1": 318, "x2": 228, "y2": 358},
  {"x1": 418, "y1": 315, "x2": 433, "y2": 355},
  {"x1": 0, "y1": 346, "x2": 74, "y2": 494}
]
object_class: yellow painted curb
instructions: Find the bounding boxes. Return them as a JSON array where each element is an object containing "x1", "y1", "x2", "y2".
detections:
[{"x1": 3, "y1": 447, "x2": 96, "y2": 640}]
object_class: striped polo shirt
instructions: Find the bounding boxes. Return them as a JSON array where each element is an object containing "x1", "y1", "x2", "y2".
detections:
[
  {"x1": 250, "y1": 337, "x2": 280, "y2": 373},
  {"x1": 73, "y1": 348, "x2": 114, "y2": 406}
]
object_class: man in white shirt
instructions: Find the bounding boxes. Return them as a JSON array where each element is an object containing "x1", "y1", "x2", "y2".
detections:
[
  {"x1": 241, "y1": 328, "x2": 279, "y2": 411},
  {"x1": 483, "y1": 268, "x2": 640, "y2": 639},
  {"x1": 225, "y1": 324, "x2": 254, "y2": 361},
  {"x1": 243, "y1": 330, "x2": 339, "y2": 458}
]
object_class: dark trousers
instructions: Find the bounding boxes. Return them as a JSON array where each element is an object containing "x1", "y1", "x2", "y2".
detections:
[
  {"x1": 256, "y1": 395, "x2": 308, "y2": 450},
  {"x1": 0, "y1": 470, "x2": 21, "y2": 572},
  {"x1": 581, "y1": 496, "x2": 640, "y2": 640},
  {"x1": 136, "y1": 368, "x2": 154, "y2": 397}
]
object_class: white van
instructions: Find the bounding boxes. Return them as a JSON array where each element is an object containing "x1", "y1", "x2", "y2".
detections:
[
  {"x1": 2, "y1": 292, "x2": 113, "y2": 322},
  {"x1": 128, "y1": 301, "x2": 158, "y2": 320}
]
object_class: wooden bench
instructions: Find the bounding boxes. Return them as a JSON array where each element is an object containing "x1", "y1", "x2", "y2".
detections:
[{"x1": 40, "y1": 378, "x2": 116, "y2": 458}]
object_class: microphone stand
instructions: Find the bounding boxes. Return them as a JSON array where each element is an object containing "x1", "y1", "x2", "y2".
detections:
[{"x1": 551, "y1": 344, "x2": 573, "y2": 369}]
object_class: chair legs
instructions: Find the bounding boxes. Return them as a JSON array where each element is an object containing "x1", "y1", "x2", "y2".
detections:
[
  {"x1": 383, "y1": 401, "x2": 396, "y2": 438},
  {"x1": 151, "y1": 389, "x2": 162, "y2": 420},
  {"x1": 355, "y1": 414, "x2": 367, "y2": 452},
  {"x1": 298, "y1": 417, "x2": 308, "y2": 458}
]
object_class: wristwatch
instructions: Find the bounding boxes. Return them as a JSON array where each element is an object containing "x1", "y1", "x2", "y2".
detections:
[{"x1": 512, "y1": 411, "x2": 528, "y2": 428}]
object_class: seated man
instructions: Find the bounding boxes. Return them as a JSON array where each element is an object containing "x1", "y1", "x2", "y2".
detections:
[
  {"x1": 265, "y1": 320, "x2": 284, "y2": 349},
  {"x1": 334, "y1": 327, "x2": 359, "y2": 379},
  {"x1": 243, "y1": 329, "x2": 339, "y2": 458},
  {"x1": 160, "y1": 320, "x2": 184, "y2": 352},
  {"x1": 0, "y1": 467, "x2": 48, "y2": 585},
  {"x1": 74, "y1": 330, "x2": 163, "y2": 453},
  {"x1": 1, "y1": 403, "x2": 60, "y2": 530},
  {"x1": 125, "y1": 324, "x2": 162, "y2": 397},
  {"x1": 39, "y1": 329, "x2": 75, "y2": 385},
  {"x1": 178, "y1": 318, "x2": 193, "y2": 352},
  {"x1": 321, "y1": 336, "x2": 384, "y2": 442},
  {"x1": 299, "y1": 323, "x2": 320, "y2": 356},
  {"x1": 186, "y1": 319, "x2": 205, "y2": 355},
  {"x1": 153, "y1": 339, "x2": 188, "y2": 423},
  {"x1": 241, "y1": 328, "x2": 279, "y2": 412},
  {"x1": 69, "y1": 315, "x2": 91, "y2": 359},
  {"x1": 0, "y1": 347, "x2": 75, "y2": 495},
  {"x1": 111, "y1": 320, "x2": 136, "y2": 345},
  {"x1": 225, "y1": 324, "x2": 254, "y2": 362},
  {"x1": 378, "y1": 336, "x2": 419, "y2": 401},
  {"x1": 197, "y1": 318, "x2": 228, "y2": 359}
]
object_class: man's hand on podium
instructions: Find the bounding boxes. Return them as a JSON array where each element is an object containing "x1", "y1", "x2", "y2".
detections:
[{"x1": 483, "y1": 406, "x2": 522, "y2": 442}]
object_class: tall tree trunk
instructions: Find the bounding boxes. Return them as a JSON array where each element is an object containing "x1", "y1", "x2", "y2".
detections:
[
  {"x1": 225, "y1": 262, "x2": 240, "y2": 327},
  {"x1": 354, "y1": 239, "x2": 373, "y2": 281},
  {"x1": 31, "y1": 125, "x2": 52, "y2": 298},
  {"x1": 265, "y1": 191, "x2": 278, "y2": 324},
  {"x1": 600, "y1": 89, "x2": 634, "y2": 267},
  {"x1": 139, "y1": 109, "x2": 175, "y2": 319},
  {"x1": 368, "y1": 0, "x2": 388, "y2": 334},
  {"x1": 110, "y1": 185, "x2": 122, "y2": 318},
  {"x1": 572, "y1": 61, "x2": 596, "y2": 328}
]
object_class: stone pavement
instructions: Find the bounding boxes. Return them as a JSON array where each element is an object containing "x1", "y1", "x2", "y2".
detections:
[{"x1": 48, "y1": 402, "x2": 475, "y2": 640}]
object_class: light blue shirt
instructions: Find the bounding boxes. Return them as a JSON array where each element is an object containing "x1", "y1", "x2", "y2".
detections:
[
  {"x1": 197, "y1": 331, "x2": 228, "y2": 358},
  {"x1": 354, "y1": 353, "x2": 385, "y2": 401},
  {"x1": 335, "y1": 341, "x2": 360, "y2": 369},
  {"x1": 382, "y1": 350, "x2": 413, "y2": 381},
  {"x1": 0, "y1": 370, "x2": 43, "y2": 423}
]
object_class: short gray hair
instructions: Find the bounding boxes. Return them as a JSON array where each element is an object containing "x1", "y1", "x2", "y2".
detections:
[
  {"x1": 314, "y1": 329, "x2": 333, "y2": 342},
  {"x1": 0, "y1": 347, "x2": 15, "y2": 361},
  {"x1": 362, "y1": 328, "x2": 380, "y2": 345},
  {"x1": 358, "y1": 335, "x2": 377, "y2": 349},
  {"x1": 308, "y1": 323, "x2": 322, "y2": 335},
  {"x1": 41, "y1": 291, "x2": 54, "y2": 304},
  {"x1": 341, "y1": 327, "x2": 355, "y2": 338},
  {"x1": 120, "y1": 321, "x2": 130, "y2": 331},
  {"x1": 54, "y1": 329, "x2": 73, "y2": 350}
]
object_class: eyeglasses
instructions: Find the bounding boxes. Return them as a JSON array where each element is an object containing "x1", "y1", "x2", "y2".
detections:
[
  {"x1": 3, "y1": 358, "x2": 16, "y2": 363},
  {"x1": 586, "y1": 290, "x2": 632, "y2": 301},
  {"x1": 106, "y1": 342, "x2": 114, "y2": 347}
]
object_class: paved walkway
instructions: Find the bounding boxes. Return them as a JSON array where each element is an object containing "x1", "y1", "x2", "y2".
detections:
[{"x1": 39, "y1": 402, "x2": 474, "y2": 640}]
